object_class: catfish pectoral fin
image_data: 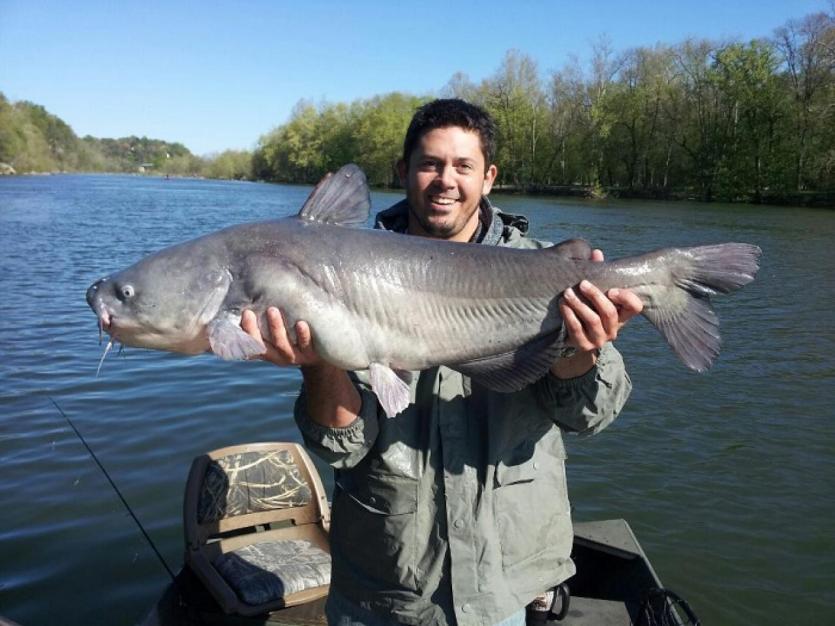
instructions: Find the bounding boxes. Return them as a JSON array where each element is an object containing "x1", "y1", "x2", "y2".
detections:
[{"x1": 208, "y1": 317, "x2": 266, "y2": 360}]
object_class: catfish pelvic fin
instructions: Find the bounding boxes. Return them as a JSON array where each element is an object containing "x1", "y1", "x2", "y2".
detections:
[{"x1": 369, "y1": 362, "x2": 411, "y2": 418}]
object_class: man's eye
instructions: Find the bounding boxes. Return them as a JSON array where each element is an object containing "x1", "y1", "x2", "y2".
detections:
[{"x1": 457, "y1": 163, "x2": 473, "y2": 172}]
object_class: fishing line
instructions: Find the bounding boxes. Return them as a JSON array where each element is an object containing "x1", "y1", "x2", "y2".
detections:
[{"x1": 49, "y1": 396, "x2": 177, "y2": 583}]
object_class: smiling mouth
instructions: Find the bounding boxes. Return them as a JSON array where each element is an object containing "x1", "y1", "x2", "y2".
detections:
[{"x1": 429, "y1": 195, "x2": 458, "y2": 206}]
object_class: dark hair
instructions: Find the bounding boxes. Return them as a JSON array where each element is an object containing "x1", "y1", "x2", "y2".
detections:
[{"x1": 402, "y1": 98, "x2": 496, "y2": 169}]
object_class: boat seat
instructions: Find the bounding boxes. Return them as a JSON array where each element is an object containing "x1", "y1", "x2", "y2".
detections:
[{"x1": 183, "y1": 442, "x2": 331, "y2": 616}]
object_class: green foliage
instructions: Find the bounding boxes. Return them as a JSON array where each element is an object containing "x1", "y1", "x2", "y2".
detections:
[
  {"x1": 0, "y1": 92, "x2": 252, "y2": 179},
  {"x1": 203, "y1": 150, "x2": 253, "y2": 180},
  {"x1": 353, "y1": 93, "x2": 427, "y2": 186},
  {"x1": 254, "y1": 94, "x2": 426, "y2": 186},
  {"x1": 81, "y1": 135, "x2": 193, "y2": 172},
  {"x1": 1, "y1": 7, "x2": 831, "y2": 202},
  {"x1": 250, "y1": 8, "x2": 832, "y2": 203}
]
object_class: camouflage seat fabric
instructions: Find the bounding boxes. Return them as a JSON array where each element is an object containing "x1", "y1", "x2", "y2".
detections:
[
  {"x1": 214, "y1": 538, "x2": 331, "y2": 606},
  {"x1": 198, "y1": 449, "x2": 312, "y2": 522}
]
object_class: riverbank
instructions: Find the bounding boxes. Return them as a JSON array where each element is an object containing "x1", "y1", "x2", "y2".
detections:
[
  {"x1": 493, "y1": 183, "x2": 835, "y2": 208},
  {"x1": 6, "y1": 169, "x2": 832, "y2": 208}
]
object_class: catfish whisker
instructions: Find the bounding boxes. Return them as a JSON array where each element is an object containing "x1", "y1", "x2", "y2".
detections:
[{"x1": 96, "y1": 339, "x2": 114, "y2": 377}]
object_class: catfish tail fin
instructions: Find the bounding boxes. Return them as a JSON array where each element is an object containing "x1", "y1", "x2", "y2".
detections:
[{"x1": 642, "y1": 243, "x2": 761, "y2": 372}]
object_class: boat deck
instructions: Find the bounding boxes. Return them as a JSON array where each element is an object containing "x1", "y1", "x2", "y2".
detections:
[{"x1": 145, "y1": 518, "x2": 685, "y2": 625}]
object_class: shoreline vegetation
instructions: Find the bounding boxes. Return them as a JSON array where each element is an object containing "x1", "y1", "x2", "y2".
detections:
[{"x1": 2, "y1": 9, "x2": 832, "y2": 207}]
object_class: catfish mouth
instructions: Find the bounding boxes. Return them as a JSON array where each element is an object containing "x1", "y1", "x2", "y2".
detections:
[
  {"x1": 86, "y1": 278, "x2": 119, "y2": 341},
  {"x1": 86, "y1": 277, "x2": 144, "y2": 348}
]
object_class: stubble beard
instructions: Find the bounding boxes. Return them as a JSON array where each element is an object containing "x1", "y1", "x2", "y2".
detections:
[{"x1": 407, "y1": 196, "x2": 480, "y2": 240}]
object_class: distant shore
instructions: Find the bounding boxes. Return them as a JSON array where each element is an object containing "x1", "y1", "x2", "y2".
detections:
[
  {"x1": 492, "y1": 183, "x2": 835, "y2": 208},
  {"x1": 4, "y1": 169, "x2": 832, "y2": 208}
]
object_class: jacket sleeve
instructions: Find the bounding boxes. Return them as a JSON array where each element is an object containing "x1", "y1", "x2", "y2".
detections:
[
  {"x1": 293, "y1": 371, "x2": 382, "y2": 469},
  {"x1": 534, "y1": 342, "x2": 632, "y2": 435}
]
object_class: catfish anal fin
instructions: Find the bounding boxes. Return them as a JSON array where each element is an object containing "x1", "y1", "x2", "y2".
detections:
[{"x1": 450, "y1": 330, "x2": 566, "y2": 392}]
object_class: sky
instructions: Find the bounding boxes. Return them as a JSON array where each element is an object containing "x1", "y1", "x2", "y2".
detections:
[{"x1": 1, "y1": 0, "x2": 830, "y2": 156}]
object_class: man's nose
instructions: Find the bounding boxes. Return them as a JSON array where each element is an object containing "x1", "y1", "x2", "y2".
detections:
[{"x1": 435, "y1": 165, "x2": 455, "y2": 188}]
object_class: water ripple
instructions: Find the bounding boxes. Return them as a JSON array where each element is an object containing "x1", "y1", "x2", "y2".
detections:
[{"x1": 1, "y1": 175, "x2": 833, "y2": 626}]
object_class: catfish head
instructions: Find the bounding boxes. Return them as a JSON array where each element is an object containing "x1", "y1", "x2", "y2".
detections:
[{"x1": 86, "y1": 240, "x2": 233, "y2": 355}]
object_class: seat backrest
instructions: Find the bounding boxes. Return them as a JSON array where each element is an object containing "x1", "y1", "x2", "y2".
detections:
[{"x1": 184, "y1": 442, "x2": 330, "y2": 550}]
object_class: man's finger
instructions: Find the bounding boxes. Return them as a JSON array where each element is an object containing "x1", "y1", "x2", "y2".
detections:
[
  {"x1": 590, "y1": 248, "x2": 604, "y2": 262},
  {"x1": 296, "y1": 321, "x2": 312, "y2": 351},
  {"x1": 266, "y1": 309, "x2": 297, "y2": 359},
  {"x1": 608, "y1": 288, "x2": 644, "y2": 323},
  {"x1": 266, "y1": 307, "x2": 285, "y2": 342},
  {"x1": 559, "y1": 299, "x2": 596, "y2": 352},
  {"x1": 241, "y1": 309, "x2": 261, "y2": 339},
  {"x1": 579, "y1": 280, "x2": 619, "y2": 337},
  {"x1": 563, "y1": 287, "x2": 606, "y2": 347}
]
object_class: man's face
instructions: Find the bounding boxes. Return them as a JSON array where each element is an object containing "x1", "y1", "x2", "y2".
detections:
[{"x1": 398, "y1": 126, "x2": 497, "y2": 242}]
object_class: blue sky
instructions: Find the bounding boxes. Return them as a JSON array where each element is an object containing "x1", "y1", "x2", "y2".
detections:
[{"x1": 1, "y1": 0, "x2": 829, "y2": 155}]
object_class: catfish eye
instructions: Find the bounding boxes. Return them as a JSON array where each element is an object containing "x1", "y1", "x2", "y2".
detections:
[{"x1": 118, "y1": 284, "x2": 135, "y2": 300}]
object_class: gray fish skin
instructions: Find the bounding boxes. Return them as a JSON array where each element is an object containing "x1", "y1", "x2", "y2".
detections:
[{"x1": 86, "y1": 164, "x2": 761, "y2": 416}]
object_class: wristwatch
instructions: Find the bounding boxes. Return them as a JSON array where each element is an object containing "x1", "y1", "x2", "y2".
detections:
[{"x1": 557, "y1": 346, "x2": 577, "y2": 359}]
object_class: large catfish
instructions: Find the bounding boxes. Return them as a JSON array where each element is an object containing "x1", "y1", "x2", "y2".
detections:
[{"x1": 87, "y1": 164, "x2": 761, "y2": 417}]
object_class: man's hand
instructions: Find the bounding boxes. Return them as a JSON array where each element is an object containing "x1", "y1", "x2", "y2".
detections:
[
  {"x1": 240, "y1": 307, "x2": 321, "y2": 367},
  {"x1": 552, "y1": 248, "x2": 643, "y2": 378},
  {"x1": 241, "y1": 307, "x2": 361, "y2": 427}
]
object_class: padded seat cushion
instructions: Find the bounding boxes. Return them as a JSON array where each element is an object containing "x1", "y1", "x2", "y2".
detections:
[
  {"x1": 198, "y1": 449, "x2": 313, "y2": 523},
  {"x1": 213, "y1": 539, "x2": 331, "y2": 606}
]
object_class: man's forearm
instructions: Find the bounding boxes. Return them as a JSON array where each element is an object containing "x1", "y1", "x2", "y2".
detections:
[
  {"x1": 300, "y1": 362, "x2": 362, "y2": 428},
  {"x1": 550, "y1": 349, "x2": 598, "y2": 379}
]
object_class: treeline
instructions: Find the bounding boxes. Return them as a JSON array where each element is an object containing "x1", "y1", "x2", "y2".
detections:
[
  {"x1": 2, "y1": 10, "x2": 832, "y2": 203},
  {"x1": 0, "y1": 94, "x2": 101, "y2": 172},
  {"x1": 0, "y1": 93, "x2": 250, "y2": 179},
  {"x1": 255, "y1": 10, "x2": 834, "y2": 203}
]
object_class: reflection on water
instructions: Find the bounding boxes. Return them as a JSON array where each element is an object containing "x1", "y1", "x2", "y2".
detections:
[{"x1": 1, "y1": 175, "x2": 833, "y2": 625}]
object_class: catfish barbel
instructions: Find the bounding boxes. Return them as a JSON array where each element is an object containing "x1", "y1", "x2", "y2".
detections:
[{"x1": 86, "y1": 164, "x2": 761, "y2": 417}]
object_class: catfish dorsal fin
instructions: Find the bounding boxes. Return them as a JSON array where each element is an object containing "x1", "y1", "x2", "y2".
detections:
[
  {"x1": 298, "y1": 164, "x2": 371, "y2": 226},
  {"x1": 548, "y1": 238, "x2": 593, "y2": 260}
]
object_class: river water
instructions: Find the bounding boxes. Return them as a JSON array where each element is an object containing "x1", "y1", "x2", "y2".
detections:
[{"x1": 0, "y1": 174, "x2": 832, "y2": 625}]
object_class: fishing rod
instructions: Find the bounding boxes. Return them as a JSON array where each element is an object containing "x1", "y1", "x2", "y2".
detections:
[{"x1": 49, "y1": 396, "x2": 177, "y2": 582}]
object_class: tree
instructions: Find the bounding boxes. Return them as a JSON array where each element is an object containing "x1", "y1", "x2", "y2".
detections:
[
  {"x1": 545, "y1": 59, "x2": 588, "y2": 186},
  {"x1": 481, "y1": 50, "x2": 547, "y2": 186},
  {"x1": 773, "y1": 11, "x2": 835, "y2": 190},
  {"x1": 663, "y1": 39, "x2": 731, "y2": 200},
  {"x1": 713, "y1": 40, "x2": 790, "y2": 200},
  {"x1": 353, "y1": 93, "x2": 425, "y2": 186}
]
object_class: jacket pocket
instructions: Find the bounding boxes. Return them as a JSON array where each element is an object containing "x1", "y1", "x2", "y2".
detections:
[
  {"x1": 331, "y1": 473, "x2": 420, "y2": 592},
  {"x1": 493, "y1": 442, "x2": 572, "y2": 571}
]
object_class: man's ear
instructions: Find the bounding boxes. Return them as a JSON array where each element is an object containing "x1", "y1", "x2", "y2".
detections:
[
  {"x1": 396, "y1": 159, "x2": 408, "y2": 187},
  {"x1": 482, "y1": 164, "x2": 498, "y2": 195}
]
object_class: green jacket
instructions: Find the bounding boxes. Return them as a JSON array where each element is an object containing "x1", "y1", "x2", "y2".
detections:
[{"x1": 294, "y1": 199, "x2": 632, "y2": 626}]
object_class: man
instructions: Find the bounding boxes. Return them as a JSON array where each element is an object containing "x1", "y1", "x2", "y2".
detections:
[{"x1": 241, "y1": 99, "x2": 643, "y2": 626}]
